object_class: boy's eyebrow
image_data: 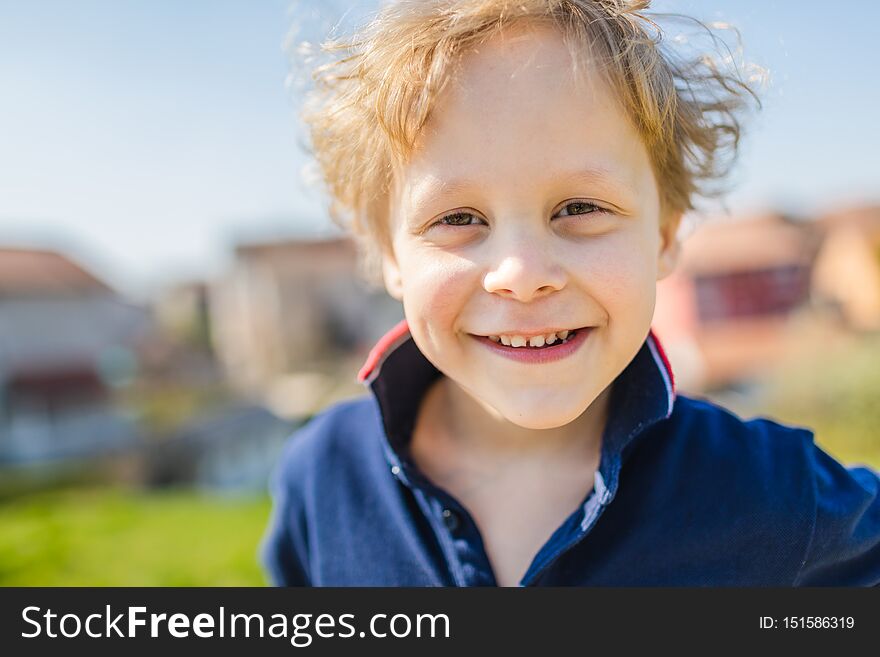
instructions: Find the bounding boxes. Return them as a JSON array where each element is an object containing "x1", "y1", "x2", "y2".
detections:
[
  {"x1": 556, "y1": 166, "x2": 637, "y2": 199},
  {"x1": 407, "y1": 165, "x2": 636, "y2": 215}
]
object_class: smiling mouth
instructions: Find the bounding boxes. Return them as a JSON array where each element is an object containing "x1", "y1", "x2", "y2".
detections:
[{"x1": 473, "y1": 327, "x2": 588, "y2": 349}]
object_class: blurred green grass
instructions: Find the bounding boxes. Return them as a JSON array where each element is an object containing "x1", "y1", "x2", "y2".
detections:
[
  {"x1": 763, "y1": 331, "x2": 880, "y2": 469},
  {"x1": 0, "y1": 487, "x2": 272, "y2": 586}
]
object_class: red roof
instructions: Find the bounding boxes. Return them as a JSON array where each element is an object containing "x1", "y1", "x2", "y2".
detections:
[{"x1": 0, "y1": 247, "x2": 112, "y2": 296}]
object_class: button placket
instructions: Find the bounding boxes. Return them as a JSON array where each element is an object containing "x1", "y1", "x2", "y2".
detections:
[
  {"x1": 442, "y1": 508, "x2": 461, "y2": 532},
  {"x1": 393, "y1": 459, "x2": 497, "y2": 586}
]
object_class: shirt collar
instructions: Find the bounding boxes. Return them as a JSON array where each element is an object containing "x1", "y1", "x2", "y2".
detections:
[{"x1": 357, "y1": 319, "x2": 676, "y2": 500}]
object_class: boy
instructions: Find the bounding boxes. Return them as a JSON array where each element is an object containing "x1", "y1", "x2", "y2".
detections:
[{"x1": 260, "y1": 0, "x2": 880, "y2": 586}]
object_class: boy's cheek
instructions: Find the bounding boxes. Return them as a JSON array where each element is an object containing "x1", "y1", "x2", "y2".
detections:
[
  {"x1": 572, "y1": 239, "x2": 656, "y2": 303},
  {"x1": 399, "y1": 255, "x2": 476, "y2": 334}
]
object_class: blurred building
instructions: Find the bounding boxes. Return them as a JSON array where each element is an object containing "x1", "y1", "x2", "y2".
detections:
[
  {"x1": 209, "y1": 236, "x2": 403, "y2": 417},
  {"x1": 147, "y1": 279, "x2": 222, "y2": 390},
  {"x1": 654, "y1": 212, "x2": 824, "y2": 391},
  {"x1": 0, "y1": 246, "x2": 151, "y2": 465},
  {"x1": 152, "y1": 279, "x2": 213, "y2": 351},
  {"x1": 146, "y1": 403, "x2": 297, "y2": 491},
  {"x1": 812, "y1": 205, "x2": 880, "y2": 331}
]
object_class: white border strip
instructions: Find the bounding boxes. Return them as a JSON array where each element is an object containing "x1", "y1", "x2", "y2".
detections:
[
  {"x1": 646, "y1": 333, "x2": 675, "y2": 417},
  {"x1": 580, "y1": 471, "x2": 608, "y2": 531}
]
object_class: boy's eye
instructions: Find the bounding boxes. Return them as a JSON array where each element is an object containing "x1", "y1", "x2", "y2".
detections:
[
  {"x1": 555, "y1": 201, "x2": 606, "y2": 217},
  {"x1": 437, "y1": 211, "x2": 484, "y2": 227}
]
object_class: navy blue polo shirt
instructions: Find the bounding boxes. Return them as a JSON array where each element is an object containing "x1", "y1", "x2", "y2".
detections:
[{"x1": 260, "y1": 319, "x2": 880, "y2": 586}]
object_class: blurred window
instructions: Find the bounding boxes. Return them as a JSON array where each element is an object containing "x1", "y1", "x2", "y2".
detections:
[{"x1": 694, "y1": 264, "x2": 811, "y2": 323}]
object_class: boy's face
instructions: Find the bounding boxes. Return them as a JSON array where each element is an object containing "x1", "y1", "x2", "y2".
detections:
[{"x1": 382, "y1": 23, "x2": 681, "y2": 430}]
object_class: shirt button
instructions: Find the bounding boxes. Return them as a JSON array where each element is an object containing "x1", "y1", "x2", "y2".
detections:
[
  {"x1": 442, "y1": 508, "x2": 461, "y2": 532},
  {"x1": 391, "y1": 465, "x2": 401, "y2": 476}
]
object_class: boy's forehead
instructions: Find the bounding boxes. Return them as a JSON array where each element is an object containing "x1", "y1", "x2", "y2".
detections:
[
  {"x1": 450, "y1": 22, "x2": 601, "y2": 96},
  {"x1": 399, "y1": 25, "x2": 605, "y2": 156},
  {"x1": 391, "y1": 26, "x2": 649, "y2": 218}
]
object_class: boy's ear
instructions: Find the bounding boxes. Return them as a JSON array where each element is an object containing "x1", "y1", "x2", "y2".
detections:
[
  {"x1": 656, "y1": 211, "x2": 683, "y2": 281},
  {"x1": 381, "y1": 250, "x2": 404, "y2": 301}
]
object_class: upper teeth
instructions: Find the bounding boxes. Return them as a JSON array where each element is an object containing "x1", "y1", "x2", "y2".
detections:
[{"x1": 489, "y1": 330, "x2": 571, "y2": 347}]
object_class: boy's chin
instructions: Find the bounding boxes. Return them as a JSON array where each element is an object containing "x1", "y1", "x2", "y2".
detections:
[{"x1": 490, "y1": 396, "x2": 595, "y2": 431}]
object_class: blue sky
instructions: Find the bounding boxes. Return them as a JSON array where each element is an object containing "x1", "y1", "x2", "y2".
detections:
[{"x1": 1, "y1": 0, "x2": 878, "y2": 300}]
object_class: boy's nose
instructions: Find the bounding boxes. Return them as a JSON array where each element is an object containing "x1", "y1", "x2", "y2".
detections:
[{"x1": 482, "y1": 239, "x2": 566, "y2": 303}]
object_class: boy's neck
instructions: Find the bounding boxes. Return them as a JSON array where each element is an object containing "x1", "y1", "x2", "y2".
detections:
[{"x1": 415, "y1": 376, "x2": 612, "y2": 468}]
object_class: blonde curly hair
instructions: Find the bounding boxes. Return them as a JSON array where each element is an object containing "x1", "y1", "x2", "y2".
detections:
[{"x1": 295, "y1": 0, "x2": 762, "y2": 286}]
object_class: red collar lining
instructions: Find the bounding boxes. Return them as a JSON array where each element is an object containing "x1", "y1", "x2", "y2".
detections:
[{"x1": 357, "y1": 318, "x2": 412, "y2": 383}]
